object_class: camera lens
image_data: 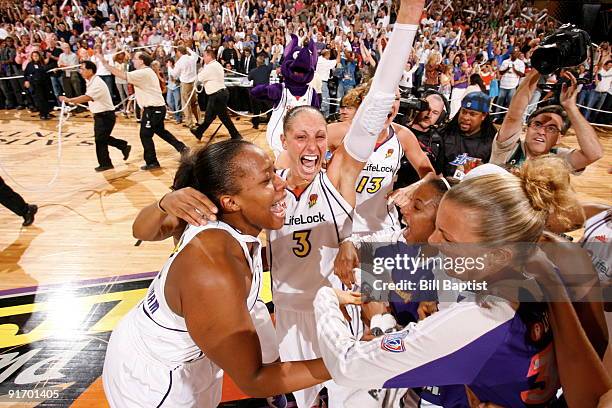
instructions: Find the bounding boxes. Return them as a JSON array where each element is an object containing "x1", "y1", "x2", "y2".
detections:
[{"x1": 531, "y1": 46, "x2": 561, "y2": 75}]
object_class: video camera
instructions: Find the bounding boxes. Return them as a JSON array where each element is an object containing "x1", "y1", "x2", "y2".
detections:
[
  {"x1": 531, "y1": 24, "x2": 591, "y2": 76},
  {"x1": 396, "y1": 89, "x2": 431, "y2": 126}
]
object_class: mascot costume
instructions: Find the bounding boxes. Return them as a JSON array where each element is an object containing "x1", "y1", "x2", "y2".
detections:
[{"x1": 251, "y1": 34, "x2": 320, "y2": 158}]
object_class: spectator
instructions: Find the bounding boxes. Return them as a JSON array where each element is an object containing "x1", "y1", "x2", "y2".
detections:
[
  {"x1": 44, "y1": 36, "x2": 63, "y2": 100},
  {"x1": 449, "y1": 61, "x2": 470, "y2": 118},
  {"x1": 495, "y1": 49, "x2": 525, "y2": 122},
  {"x1": 585, "y1": 60, "x2": 612, "y2": 123},
  {"x1": 23, "y1": 50, "x2": 51, "y2": 120},
  {"x1": 238, "y1": 47, "x2": 256, "y2": 74},
  {"x1": 248, "y1": 55, "x2": 273, "y2": 129},
  {"x1": 91, "y1": 44, "x2": 115, "y2": 97},
  {"x1": 113, "y1": 51, "x2": 130, "y2": 116},
  {"x1": 316, "y1": 49, "x2": 339, "y2": 118},
  {"x1": 58, "y1": 42, "x2": 84, "y2": 111},
  {"x1": 165, "y1": 58, "x2": 182, "y2": 124},
  {"x1": 221, "y1": 39, "x2": 239, "y2": 70},
  {"x1": 173, "y1": 46, "x2": 199, "y2": 128},
  {"x1": 466, "y1": 73, "x2": 487, "y2": 94},
  {"x1": 334, "y1": 47, "x2": 357, "y2": 101}
]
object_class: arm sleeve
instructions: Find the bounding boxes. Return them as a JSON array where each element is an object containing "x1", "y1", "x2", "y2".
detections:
[
  {"x1": 314, "y1": 286, "x2": 512, "y2": 389},
  {"x1": 342, "y1": 23, "x2": 418, "y2": 163}
]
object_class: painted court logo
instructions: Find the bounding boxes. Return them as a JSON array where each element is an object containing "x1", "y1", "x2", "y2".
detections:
[
  {"x1": 381, "y1": 331, "x2": 408, "y2": 353},
  {"x1": 308, "y1": 194, "x2": 318, "y2": 208}
]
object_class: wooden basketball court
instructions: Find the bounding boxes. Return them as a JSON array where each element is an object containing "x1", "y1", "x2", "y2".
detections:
[{"x1": 0, "y1": 109, "x2": 610, "y2": 407}]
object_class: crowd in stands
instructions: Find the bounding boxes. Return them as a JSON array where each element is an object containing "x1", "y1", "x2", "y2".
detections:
[{"x1": 0, "y1": 0, "x2": 610, "y2": 124}]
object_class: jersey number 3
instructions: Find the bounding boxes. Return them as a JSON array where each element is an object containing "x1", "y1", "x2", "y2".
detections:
[
  {"x1": 356, "y1": 176, "x2": 384, "y2": 194},
  {"x1": 292, "y1": 230, "x2": 312, "y2": 257},
  {"x1": 521, "y1": 343, "x2": 559, "y2": 405}
]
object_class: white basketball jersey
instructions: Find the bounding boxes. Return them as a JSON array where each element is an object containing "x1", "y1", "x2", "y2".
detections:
[
  {"x1": 127, "y1": 221, "x2": 263, "y2": 367},
  {"x1": 581, "y1": 209, "x2": 612, "y2": 283},
  {"x1": 266, "y1": 86, "x2": 315, "y2": 156},
  {"x1": 352, "y1": 125, "x2": 403, "y2": 235},
  {"x1": 267, "y1": 170, "x2": 353, "y2": 312}
]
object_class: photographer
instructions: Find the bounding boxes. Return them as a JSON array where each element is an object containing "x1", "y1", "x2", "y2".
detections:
[
  {"x1": 395, "y1": 92, "x2": 447, "y2": 188},
  {"x1": 490, "y1": 69, "x2": 603, "y2": 173}
]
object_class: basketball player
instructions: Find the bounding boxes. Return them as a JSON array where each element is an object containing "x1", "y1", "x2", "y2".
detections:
[
  {"x1": 103, "y1": 140, "x2": 330, "y2": 407},
  {"x1": 131, "y1": 1, "x2": 424, "y2": 405},
  {"x1": 315, "y1": 156, "x2": 603, "y2": 407},
  {"x1": 59, "y1": 61, "x2": 131, "y2": 172},
  {"x1": 327, "y1": 83, "x2": 435, "y2": 237},
  {"x1": 100, "y1": 52, "x2": 187, "y2": 170}
]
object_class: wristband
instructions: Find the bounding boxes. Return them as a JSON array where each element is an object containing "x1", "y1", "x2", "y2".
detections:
[
  {"x1": 341, "y1": 234, "x2": 362, "y2": 250},
  {"x1": 156, "y1": 193, "x2": 169, "y2": 214},
  {"x1": 370, "y1": 313, "x2": 397, "y2": 335}
]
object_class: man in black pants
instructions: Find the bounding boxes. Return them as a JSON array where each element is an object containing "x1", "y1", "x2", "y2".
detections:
[
  {"x1": 60, "y1": 61, "x2": 131, "y2": 171},
  {"x1": 191, "y1": 49, "x2": 241, "y2": 141},
  {"x1": 0, "y1": 177, "x2": 37, "y2": 226},
  {"x1": 247, "y1": 56, "x2": 273, "y2": 129},
  {"x1": 102, "y1": 52, "x2": 187, "y2": 170}
]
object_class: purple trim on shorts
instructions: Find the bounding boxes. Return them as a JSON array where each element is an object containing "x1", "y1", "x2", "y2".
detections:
[{"x1": 0, "y1": 271, "x2": 158, "y2": 297}]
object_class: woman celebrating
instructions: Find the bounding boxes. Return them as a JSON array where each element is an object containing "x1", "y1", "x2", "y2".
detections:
[
  {"x1": 103, "y1": 140, "x2": 330, "y2": 407},
  {"x1": 131, "y1": 1, "x2": 425, "y2": 405},
  {"x1": 315, "y1": 157, "x2": 608, "y2": 407}
]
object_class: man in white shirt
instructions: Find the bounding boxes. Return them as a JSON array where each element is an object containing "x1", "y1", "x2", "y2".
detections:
[
  {"x1": 102, "y1": 51, "x2": 187, "y2": 171},
  {"x1": 495, "y1": 49, "x2": 525, "y2": 121},
  {"x1": 585, "y1": 60, "x2": 612, "y2": 122},
  {"x1": 59, "y1": 61, "x2": 131, "y2": 172},
  {"x1": 191, "y1": 49, "x2": 241, "y2": 141},
  {"x1": 316, "y1": 50, "x2": 338, "y2": 118},
  {"x1": 173, "y1": 46, "x2": 200, "y2": 128}
]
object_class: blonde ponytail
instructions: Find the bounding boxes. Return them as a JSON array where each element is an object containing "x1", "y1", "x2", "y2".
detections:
[{"x1": 445, "y1": 156, "x2": 579, "y2": 243}]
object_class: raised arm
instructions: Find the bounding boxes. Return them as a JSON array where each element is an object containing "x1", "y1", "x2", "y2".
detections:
[
  {"x1": 327, "y1": 0, "x2": 424, "y2": 206},
  {"x1": 559, "y1": 72, "x2": 604, "y2": 170},
  {"x1": 173, "y1": 231, "x2": 330, "y2": 397},
  {"x1": 497, "y1": 69, "x2": 539, "y2": 143},
  {"x1": 97, "y1": 51, "x2": 126, "y2": 80}
]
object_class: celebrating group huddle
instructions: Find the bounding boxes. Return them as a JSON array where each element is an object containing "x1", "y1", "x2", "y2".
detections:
[{"x1": 101, "y1": 0, "x2": 611, "y2": 407}]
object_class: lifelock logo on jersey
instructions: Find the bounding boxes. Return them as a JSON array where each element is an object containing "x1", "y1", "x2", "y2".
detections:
[
  {"x1": 364, "y1": 163, "x2": 394, "y2": 173},
  {"x1": 286, "y1": 213, "x2": 326, "y2": 225}
]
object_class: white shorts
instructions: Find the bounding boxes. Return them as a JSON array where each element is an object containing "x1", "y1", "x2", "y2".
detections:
[
  {"x1": 103, "y1": 300, "x2": 277, "y2": 407},
  {"x1": 103, "y1": 322, "x2": 223, "y2": 408},
  {"x1": 275, "y1": 307, "x2": 371, "y2": 408},
  {"x1": 251, "y1": 300, "x2": 280, "y2": 363}
]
